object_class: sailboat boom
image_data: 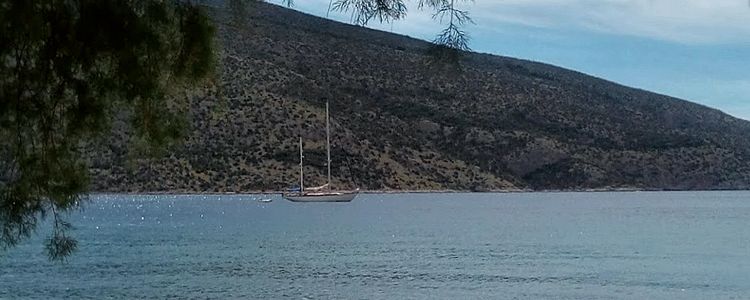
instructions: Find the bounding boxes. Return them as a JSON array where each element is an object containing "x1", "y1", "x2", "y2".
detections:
[{"x1": 283, "y1": 101, "x2": 358, "y2": 202}]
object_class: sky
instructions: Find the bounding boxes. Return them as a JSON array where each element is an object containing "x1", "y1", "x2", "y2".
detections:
[{"x1": 284, "y1": 0, "x2": 750, "y2": 120}]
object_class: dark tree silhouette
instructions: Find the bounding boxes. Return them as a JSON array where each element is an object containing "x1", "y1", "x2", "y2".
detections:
[
  {"x1": 0, "y1": 0, "x2": 215, "y2": 261},
  {"x1": 0, "y1": 0, "x2": 476, "y2": 261},
  {"x1": 330, "y1": 0, "x2": 473, "y2": 54}
]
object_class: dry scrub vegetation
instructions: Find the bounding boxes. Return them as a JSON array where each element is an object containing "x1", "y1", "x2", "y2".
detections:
[{"x1": 88, "y1": 2, "x2": 750, "y2": 192}]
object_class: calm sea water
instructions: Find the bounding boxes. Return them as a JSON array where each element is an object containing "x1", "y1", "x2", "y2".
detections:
[{"x1": 2, "y1": 192, "x2": 750, "y2": 299}]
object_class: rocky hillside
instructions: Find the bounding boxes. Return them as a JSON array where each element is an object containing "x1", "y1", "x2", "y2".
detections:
[{"x1": 88, "y1": 2, "x2": 750, "y2": 192}]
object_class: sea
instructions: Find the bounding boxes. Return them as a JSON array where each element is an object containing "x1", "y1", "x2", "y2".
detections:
[{"x1": 2, "y1": 192, "x2": 750, "y2": 299}]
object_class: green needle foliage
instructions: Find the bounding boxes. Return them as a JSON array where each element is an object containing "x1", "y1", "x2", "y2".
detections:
[
  {"x1": 0, "y1": 0, "x2": 216, "y2": 261},
  {"x1": 1, "y1": 0, "x2": 475, "y2": 261},
  {"x1": 331, "y1": 0, "x2": 408, "y2": 25},
  {"x1": 427, "y1": 0, "x2": 473, "y2": 67},
  {"x1": 331, "y1": 0, "x2": 474, "y2": 62}
]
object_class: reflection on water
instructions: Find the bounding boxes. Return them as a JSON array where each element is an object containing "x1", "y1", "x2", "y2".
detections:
[{"x1": 2, "y1": 192, "x2": 750, "y2": 299}]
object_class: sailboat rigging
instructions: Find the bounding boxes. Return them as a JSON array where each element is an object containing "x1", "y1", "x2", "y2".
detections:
[{"x1": 283, "y1": 101, "x2": 359, "y2": 202}]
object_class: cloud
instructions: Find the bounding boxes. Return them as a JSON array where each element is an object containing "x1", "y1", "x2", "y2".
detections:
[
  {"x1": 292, "y1": 0, "x2": 444, "y2": 38},
  {"x1": 470, "y1": 0, "x2": 750, "y2": 44},
  {"x1": 291, "y1": 0, "x2": 750, "y2": 44},
  {"x1": 284, "y1": 1, "x2": 750, "y2": 120}
]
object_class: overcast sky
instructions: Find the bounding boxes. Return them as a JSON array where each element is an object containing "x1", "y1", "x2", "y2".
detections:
[{"x1": 284, "y1": 0, "x2": 750, "y2": 120}]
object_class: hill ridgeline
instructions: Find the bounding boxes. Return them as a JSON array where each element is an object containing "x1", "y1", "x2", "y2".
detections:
[{"x1": 88, "y1": 2, "x2": 750, "y2": 192}]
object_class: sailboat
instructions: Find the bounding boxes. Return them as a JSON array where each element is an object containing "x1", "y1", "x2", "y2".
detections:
[{"x1": 283, "y1": 101, "x2": 359, "y2": 202}]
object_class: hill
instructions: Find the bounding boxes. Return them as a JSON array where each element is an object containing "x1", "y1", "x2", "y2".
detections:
[{"x1": 88, "y1": 2, "x2": 750, "y2": 192}]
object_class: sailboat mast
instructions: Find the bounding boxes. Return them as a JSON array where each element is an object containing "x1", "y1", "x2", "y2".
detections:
[
  {"x1": 326, "y1": 101, "x2": 332, "y2": 191},
  {"x1": 299, "y1": 136, "x2": 304, "y2": 193}
]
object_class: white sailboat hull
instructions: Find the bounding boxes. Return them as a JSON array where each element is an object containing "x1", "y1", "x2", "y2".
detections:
[
  {"x1": 283, "y1": 191, "x2": 358, "y2": 202},
  {"x1": 287, "y1": 101, "x2": 358, "y2": 203}
]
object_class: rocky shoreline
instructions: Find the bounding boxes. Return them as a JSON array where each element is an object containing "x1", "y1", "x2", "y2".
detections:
[{"x1": 88, "y1": 2, "x2": 750, "y2": 193}]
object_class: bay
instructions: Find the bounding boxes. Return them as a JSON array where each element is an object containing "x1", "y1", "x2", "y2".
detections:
[{"x1": 2, "y1": 192, "x2": 750, "y2": 299}]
